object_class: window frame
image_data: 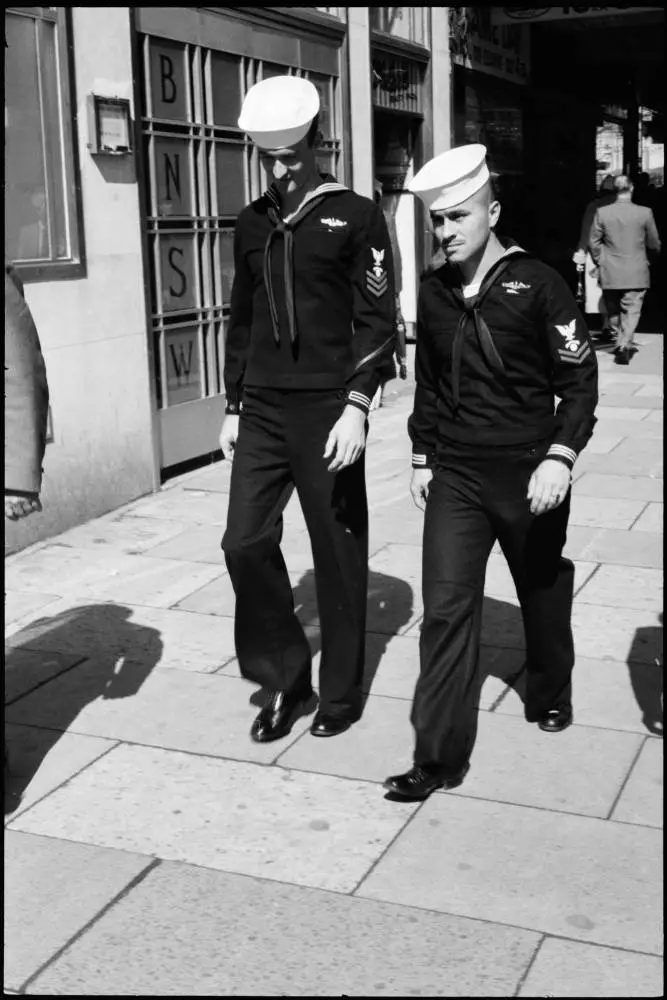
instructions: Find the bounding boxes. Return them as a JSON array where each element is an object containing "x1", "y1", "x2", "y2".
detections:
[{"x1": 5, "y1": 6, "x2": 86, "y2": 282}]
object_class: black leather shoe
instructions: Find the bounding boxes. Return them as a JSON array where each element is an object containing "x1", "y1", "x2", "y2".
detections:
[
  {"x1": 310, "y1": 711, "x2": 356, "y2": 738},
  {"x1": 250, "y1": 687, "x2": 313, "y2": 744},
  {"x1": 383, "y1": 763, "x2": 469, "y2": 800},
  {"x1": 614, "y1": 347, "x2": 630, "y2": 365},
  {"x1": 536, "y1": 704, "x2": 573, "y2": 733}
]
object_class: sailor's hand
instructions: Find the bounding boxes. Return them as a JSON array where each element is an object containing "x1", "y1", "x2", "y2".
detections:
[
  {"x1": 219, "y1": 415, "x2": 240, "y2": 461},
  {"x1": 324, "y1": 405, "x2": 367, "y2": 472},
  {"x1": 410, "y1": 468, "x2": 433, "y2": 512},
  {"x1": 527, "y1": 459, "x2": 571, "y2": 516}
]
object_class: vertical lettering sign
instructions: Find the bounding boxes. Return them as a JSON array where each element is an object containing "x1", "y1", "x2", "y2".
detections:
[
  {"x1": 150, "y1": 40, "x2": 188, "y2": 122},
  {"x1": 159, "y1": 235, "x2": 197, "y2": 312},
  {"x1": 165, "y1": 328, "x2": 202, "y2": 406},
  {"x1": 154, "y1": 139, "x2": 192, "y2": 216}
]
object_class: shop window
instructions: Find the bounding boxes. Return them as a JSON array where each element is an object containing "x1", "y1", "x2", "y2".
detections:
[
  {"x1": 370, "y1": 7, "x2": 430, "y2": 48},
  {"x1": 5, "y1": 7, "x2": 85, "y2": 280}
]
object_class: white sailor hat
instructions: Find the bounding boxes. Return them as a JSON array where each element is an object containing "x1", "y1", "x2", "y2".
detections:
[
  {"x1": 238, "y1": 75, "x2": 320, "y2": 150},
  {"x1": 408, "y1": 144, "x2": 490, "y2": 213}
]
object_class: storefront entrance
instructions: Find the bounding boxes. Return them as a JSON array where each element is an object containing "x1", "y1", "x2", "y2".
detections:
[{"x1": 134, "y1": 7, "x2": 345, "y2": 473}]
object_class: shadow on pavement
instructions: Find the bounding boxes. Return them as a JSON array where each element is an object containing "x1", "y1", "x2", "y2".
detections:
[
  {"x1": 627, "y1": 613, "x2": 663, "y2": 736},
  {"x1": 4, "y1": 604, "x2": 163, "y2": 816}
]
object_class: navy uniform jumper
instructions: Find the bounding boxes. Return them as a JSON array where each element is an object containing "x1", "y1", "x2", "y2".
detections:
[
  {"x1": 222, "y1": 178, "x2": 396, "y2": 720},
  {"x1": 409, "y1": 244, "x2": 599, "y2": 773}
]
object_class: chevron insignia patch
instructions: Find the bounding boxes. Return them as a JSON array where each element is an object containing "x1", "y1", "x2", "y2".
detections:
[
  {"x1": 366, "y1": 246, "x2": 388, "y2": 297},
  {"x1": 557, "y1": 342, "x2": 591, "y2": 364},
  {"x1": 366, "y1": 268, "x2": 388, "y2": 297}
]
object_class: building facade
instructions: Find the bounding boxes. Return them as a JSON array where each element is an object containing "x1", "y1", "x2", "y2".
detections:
[{"x1": 5, "y1": 6, "x2": 663, "y2": 553}]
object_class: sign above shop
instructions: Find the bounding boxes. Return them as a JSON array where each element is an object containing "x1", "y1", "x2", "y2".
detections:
[
  {"x1": 492, "y1": 6, "x2": 662, "y2": 24},
  {"x1": 371, "y1": 54, "x2": 424, "y2": 114},
  {"x1": 450, "y1": 7, "x2": 530, "y2": 86}
]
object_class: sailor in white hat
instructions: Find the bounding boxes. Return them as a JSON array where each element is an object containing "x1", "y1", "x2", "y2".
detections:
[
  {"x1": 220, "y1": 75, "x2": 396, "y2": 747},
  {"x1": 383, "y1": 144, "x2": 599, "y2": 801}
]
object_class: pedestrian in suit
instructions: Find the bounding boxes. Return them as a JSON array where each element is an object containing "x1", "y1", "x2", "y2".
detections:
[
  {"x1": 5, "y1": 261, "x2": 49, "y2": 521},
  {"x1": 219, "y1": 76, "x2": 396, "y2": 744},
  {"x1": 384, "y1": 145, "x2": 598, "y2": 800},
  {"x1": 572, "y1": 175, "x2": 616, "y2": 340},
  {"x1": 589, "y1": 175, "x2": 661, "y2": 366}
]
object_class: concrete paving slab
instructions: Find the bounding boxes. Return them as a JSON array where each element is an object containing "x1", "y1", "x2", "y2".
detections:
[
  {"x1": 495, "y1": 657, "x2": 662, "y2": 737},
  {"x1": 611, "y1": 738, "x2": 663, "y2": 828},
  {"x1": 570, "y1": 527, "x2": 662, "y2": 568},
  {"x1": 9, "y1": 744, "x2": 419, "y2": 893},
  {"x1": 484, "y1": 555, "x2": 598, "y2": 602},
  {"x1": 24, "y1": 863, "x2": 539, "y2": 998},
  {"x1": 4, "y1": 591, "x2": 61, "y2": 626},
  {"x1": 5, "y1": 647, "x2": 85, "y2": 703},
  {"x1": 139, "y1": 521, "x2": 227, "y2": 564},
  {"x1": 633, "y1": 382, "x2": 664, "y2": 398},
  {"x1": 4, "y1": 544, "x2": 226, "y2": 608},
  {"x1": 3, "y1": 830, "x2": 152, "y2": 991},
  {"x1": 575, "y1": 565, "x2": 663, "y2": 610},
  {"x1": 52, "y1": 514, "x2": 191, "y2": 555},
  {"x1": 123, "y1": 489, "x2": 228, "y2": 524},
  {"x1": 574, "y1": 473, "x2": 663, "y2": 502},
  {"x1": 575, "y1": 441, "x2": 663, "y2": 478},
  {"x1": 357, "y1": 796, "x2": 663, "y2": 954},
  {"x1": 5, "y1": 667, "x2": 312, "y2": 765},
  {"x1": 4, "y1": 725, "x2": 117, "y2": 820},
  {"x1": 4, "y1": 599, "x2": 237, "y2": 674},
  {"x1": 568, "y1": 496, "x2": 647, "y2": 529},
  {"x1": 444, "y1": 714, "x2": 641, "y2": 818},
  {"x1": 180, "y1": 463, "x2": 232, "y2": 493},
  {"x1": 584, "y1": 432, "x2": 626, "y2": 454},
  {"x1": 571, "y1": 604, "x2": 662, "y2": 662},
  {"x1": 594, "y1": 405, "x2": 653, "y2": 421},
  {"x1": 631, "y1": 501, "x2": 663, "y2": 533},
  {"x1": 599, "y1": 379, "x2": 650, "y2": 397},
  {"x1": 279, "y1": 698, "x2": 640, "y2": 819},
  {"x1": 173, "y1": 573, "x2": 237, "y2": 617},
  {"x1": 517, "y1": 937, "x2": 664, "y2": 998},
  {"x1": 581, "y1": 416, "x2": 663, "y2": 439},
  {"x1": 594, "y1": 394, "x2": 662, "y2": 410}
]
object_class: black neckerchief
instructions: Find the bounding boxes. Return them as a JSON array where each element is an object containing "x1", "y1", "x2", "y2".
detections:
[
  {"x1": 263, "y1": 174, "x2": 348, "y2": 349},
  {"x1": 447, "y1": 245, "x2": 527, "y2": 413}
]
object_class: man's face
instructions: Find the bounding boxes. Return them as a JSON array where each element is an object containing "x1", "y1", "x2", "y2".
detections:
[
  {"x1": 430, "y1": 188, "x2": 500, "y2": 265},
  {"x1": 259, "y1": 136, "x2": 317, "y2": 195}
]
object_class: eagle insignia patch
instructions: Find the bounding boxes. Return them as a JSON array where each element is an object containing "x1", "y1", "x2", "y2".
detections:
[{"x1": 555, "y1": 319, "x2": 589, "y2": 363}]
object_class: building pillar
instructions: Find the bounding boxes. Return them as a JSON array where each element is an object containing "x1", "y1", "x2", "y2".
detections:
[
  {"x1": 347, "y1": 7, "x2": 373, "y2": 197},
  {"x1": 430, "y1": 6, "x2": 453, "y2": 155}
]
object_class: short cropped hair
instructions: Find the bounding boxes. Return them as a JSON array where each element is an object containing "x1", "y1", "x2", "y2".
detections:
[
  {"x1": 615, "y1": 175, "x2": 633, "y2": 193},
  {"x1": 306, "y1": 114, "x2": 321, "y2": 148}
]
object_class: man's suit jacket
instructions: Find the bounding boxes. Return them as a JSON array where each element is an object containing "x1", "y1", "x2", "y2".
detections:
[{"x1": 589, "y1": 200, "x2": 661, "y2": 289}]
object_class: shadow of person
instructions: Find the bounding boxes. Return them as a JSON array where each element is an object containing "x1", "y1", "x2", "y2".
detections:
[
  {"x1": 4, "y1": 603, "x2": 163, "y2": 815},
  {"x1": 627, "y1": 612, "x2": 663, "y2": 736}
]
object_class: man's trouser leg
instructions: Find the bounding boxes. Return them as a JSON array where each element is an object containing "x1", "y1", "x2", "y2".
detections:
[
  {"x1": 617, "y1": 289, "x2": 647, "y2": 350},
  {"x1": 490, "y1": 443, "x2": 575, "y2": 720},
  {"x1": 412, "y1": 463, "x2": 495, "y2": 773},
  {"x1": 602, "y1": 290, "x2": 623, "y2": 347},
  {"x1": 287, "y1": 391, "x2": 369, "y2": 720},
  {"x1": 222, "y1": 389, "x2": 312, "y2": 693}
]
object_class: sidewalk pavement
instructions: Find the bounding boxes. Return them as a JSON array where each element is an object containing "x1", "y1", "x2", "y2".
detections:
[{"x1": 4, "y1": 335, "x2": 663, "y2": 998}]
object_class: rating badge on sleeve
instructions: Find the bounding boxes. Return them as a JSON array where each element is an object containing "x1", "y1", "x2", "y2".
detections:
[
  {"x1": 366, "y1": 247, "x2": 388, "y2": 298},
  {"x1": 555, "y1": 319, "x2": 590, "y2": 364}
]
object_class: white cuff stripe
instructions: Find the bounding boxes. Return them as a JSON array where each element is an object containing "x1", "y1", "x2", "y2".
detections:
[
  {"x1": 412, "y1": 454, "x2": 428, "y2": 466},
  {"x1": 348, "y1": 391, "x2": 372, "y2": 409},
  {"x1": 548, "y1": 445, "x2": 577, "y2": 464}
]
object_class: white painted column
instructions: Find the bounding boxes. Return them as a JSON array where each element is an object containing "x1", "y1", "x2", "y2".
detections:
[
  {"x1": 430, "y1": 6, "x2": 453, "y2": 155},
  {"x1": 346, "y1": 7, "x2": 373, "y2": 197}
]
